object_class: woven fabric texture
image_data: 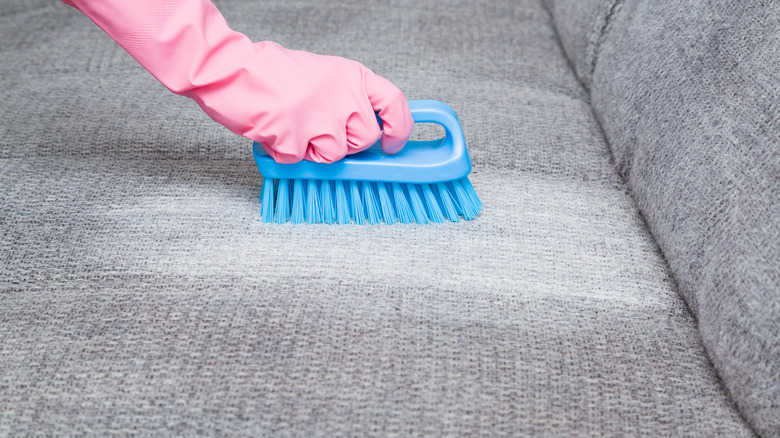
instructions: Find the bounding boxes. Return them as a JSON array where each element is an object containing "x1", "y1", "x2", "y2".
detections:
[
  {"x1": 542, "y1": 0, "x2": 617, "y2": 91},
  {"x1": 546, "y1": 1, "x2": 780, "y2": 436},
  {"x1": 0, "y1": 0, "x2": 754, "y2": 436}
]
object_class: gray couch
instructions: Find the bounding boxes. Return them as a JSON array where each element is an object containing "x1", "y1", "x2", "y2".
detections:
[{"x1": 2, "y1": 0, "x2": 778, "y2": 436}]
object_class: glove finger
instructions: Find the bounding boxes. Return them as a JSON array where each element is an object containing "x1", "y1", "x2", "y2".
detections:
[
  {"x1": 304, "y1": 123, "x2": 348, "y2": 163},
  {"x1": 345, "y1": 109, "x2": 382, "y2": 154},
  {"x1": 364, "y1": 70, "x2": 413, "y2": 154},
  {"x1": 258, "y1": 132, "x2": 307, "y2": 164}
]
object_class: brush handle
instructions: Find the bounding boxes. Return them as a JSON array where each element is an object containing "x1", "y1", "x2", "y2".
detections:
[
  {"x1": 409, "y1": 99, "x2": 464, "y2": 149},
  {"x1": 253, "y1": 99, "x2": 472, "y2": 184},
  {"x1": 371, "y1": 99, "x2": 464, "y2": 152}
]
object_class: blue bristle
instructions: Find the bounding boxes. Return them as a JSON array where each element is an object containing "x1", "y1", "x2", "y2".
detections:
[
  {"x1": 274, "y1": 178, "x2": 290, "y2": 224},
  {"x1": 260, "y1": 177, "x2": 275, "y2": 223},
  {"x1": 436, "y1": 182, "x2": 460, "y2": 222},
  {"x1": 421, "y1": 183, "x2": 444, "y2": 223},
  {"x1": 407, "y1": 184, "x2": 429, "y2": 224},
  {"x1": 377, "y1": 182, "x2": 396, "y2": 225},
  {"x1": 459, "y1": 177, "x2": 482, "y2": 217},
  {"x1": 349, "y1": 180, "x2": 365, "y2": 225},
  {"x1": 452, "y1": 178, "x2": 477, "y2": 220},
  {"x1": 320, "y1": 180, "x2": 335, "y2": 225},
  {"x1": 305, "y1": 179, "x2": 321, "y2": 224},
  {"x1": 461, "y1": 176, "x2": 482, "y2": 208},
  {"x1": 334, "y1": 180, "x2": 350, "y2": 225},
  {"x1": 445, "y1": 181, "x2": 462, "y2": 216},
  {"x1": 392, "y1": 183, "x2": 414, "y2": 224},
  {"x1": 263, "y1": 176, "x2": 478, "y2": 225},
  {"x1": 362, "y1": 182, "x2": 380, "y2": 225},
  {"x1": 290, "y1": 179, "x2": 305, "y2": 224}
]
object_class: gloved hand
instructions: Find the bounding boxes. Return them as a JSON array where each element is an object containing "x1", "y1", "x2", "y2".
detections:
[{"x1": 61, "y1": 0, "x2": 413, "y2": 163}]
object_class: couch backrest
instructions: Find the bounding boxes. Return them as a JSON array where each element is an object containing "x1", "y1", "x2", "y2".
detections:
[{"x1": 545, "y1": 1, "x2": 780, "y2": 436}]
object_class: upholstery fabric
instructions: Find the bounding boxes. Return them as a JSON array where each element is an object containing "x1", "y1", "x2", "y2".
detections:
[
  {"x1": 545, "y1": 0, "x2": 780, "y2": 436},
  {"x1": 0, "y1": 0, "x2": 754, "y2": 435},
  {"x1": 542, "y1": 0, "x2": 616, "y2": 91}
]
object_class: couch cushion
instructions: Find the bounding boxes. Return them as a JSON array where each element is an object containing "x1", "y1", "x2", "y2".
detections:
[
  {"x1": 547, "y1": 1, "x2": 780, "y2": 436},
  {"x1": 0, "y1": 0, "x2": 754, "y2": 435}
]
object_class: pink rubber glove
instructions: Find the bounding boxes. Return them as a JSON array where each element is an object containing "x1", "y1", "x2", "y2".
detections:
[{"x1": 61, "y1": 0, "x2": 413, "y2": 163}]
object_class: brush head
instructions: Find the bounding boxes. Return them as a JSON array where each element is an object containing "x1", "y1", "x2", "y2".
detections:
[{"x1": 253, "y1": 100, "x2": 481, "y2": 225}]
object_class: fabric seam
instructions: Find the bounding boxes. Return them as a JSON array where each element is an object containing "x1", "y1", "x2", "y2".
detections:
[{"x1": 587, "y1": 0, "x2": 624, "y2": 80}]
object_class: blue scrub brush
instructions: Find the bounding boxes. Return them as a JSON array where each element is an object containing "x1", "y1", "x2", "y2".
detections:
[{"x1": 252, "y1": 99, "x2": 481, "y2": 225}]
